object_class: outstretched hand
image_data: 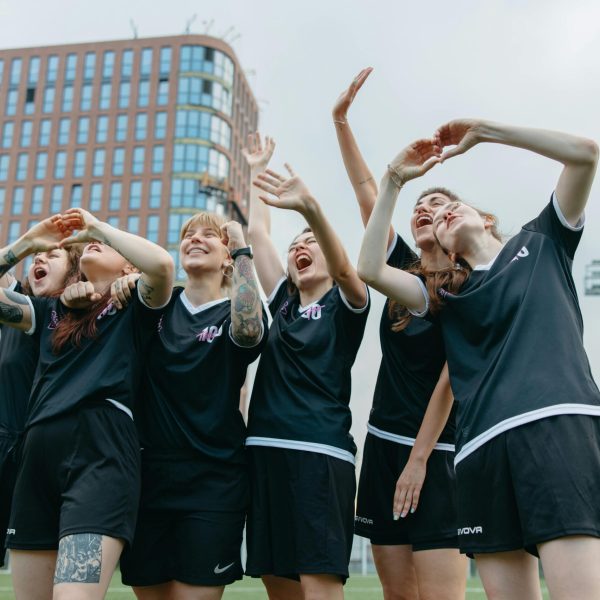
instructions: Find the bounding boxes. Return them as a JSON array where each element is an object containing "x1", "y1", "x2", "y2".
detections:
[
  {"x1": 253, "y1": 165, "x2": 315, "y2": 215},
  {"x1": 333, "y1": 67, "x2": 373, "y2": 121},
  {"x1": 24, "y1": 215, "x2": 76, "y2": 253},
  {"x1": 58, "y1": 208, "x2": 102, "y2": 247},
  {"x1": 388, "y1": 138, "x2": 442, "y2": 186},
  {"x1": 242, "y1": 132, "x2": 276, "y2": 172},
  {"x1": 393, "y1": 458, "x2": 427, "y2": 520},
  {"x1": 434, "y1": 119, "x2": 484, "y2": 162}
]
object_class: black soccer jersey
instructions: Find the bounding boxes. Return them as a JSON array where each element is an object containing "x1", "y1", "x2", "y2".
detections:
[
  {"x1": 25, "y1": 284, "x2": 162, "y2": 427},
  {"x1": 438, "y1": 194, "x2": 600, "y2": 464},
  {"x1": 247, "y1": 280, "x2": 370, "y2": 463},
  {"x1": 0, "y1": 281, "x2": 38, "y2": 433},
  {"x1": 368, "y1": 234, "x2": 456, "y2": 448},
  {"x1": 138, "y1": 287, "x2": 268, "y2": 463}
]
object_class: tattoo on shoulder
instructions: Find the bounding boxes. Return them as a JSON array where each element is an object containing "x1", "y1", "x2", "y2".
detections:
[
  {"x1": 54, "y1": 533, "x2": 102, "y2": 584},
  {"x1": 0, "y1": 301, "x2": 23, "y2": 324}
]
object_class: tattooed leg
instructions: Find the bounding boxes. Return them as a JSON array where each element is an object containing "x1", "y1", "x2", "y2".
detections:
[{"x1": 54, "y1": 534, "x2": 102, "y2": 584}]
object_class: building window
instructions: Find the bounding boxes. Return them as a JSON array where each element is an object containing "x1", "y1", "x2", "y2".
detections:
[
  {"x1": 135, "y1": 113, "x2": 147, "y2": 140},
  {"x1": 92, "y1": 148, "x2": 105, "y2": 177},
  {"x1": 171, "y1": 178, "x2": 202, "y2": 208},
  {"x1": 115, "y1": 114, "x2": 128, "y2": 141},
  {"x1": 0, "y1": 155, "x2": 9, "y2": 181},
  {"x1": 149, "y1": 180, "x2": 162, "y2": 208},
  {"x1": 96, "y1": 115, "x2": 109, "y2": 143},
  {"x1": 89, "y1": 182, "x2": 102, "y2": 211},
  {"x1": 118, "y1": 81, "x2": 130, "y2": 108},
  {"x1": 1, "y1": 122, "x2": 14, "y2": 148},
  {"x1": 154, "y1": 112, "x2": 167, "y2": 139},
  {"x1": 107, "y1": 216, "x2": 120, "y2": 228},
  {"x1": 76, "y1": 117, "x2": 90, "y2": 144},
  {"x1": 35, "y1": 152, "x2": 48, "y2": 180},
  {"x1": 46, "y1": 55, "x2": 59, "y2": 82},
  {"x1": 129, "y1": 180, "x2": 142, "y2": 209},
  {"x1": 137, "y1": 80, "x2": 150, "y2": 107},
  {"x1": 152, "y1": 145, "x2": 164, "y2": 173},
  {"x1": 31, "y1": 185, "x2": 44, "y2": 214},
  {"x1": 121, "y1": 49, "x2": 133, "y2": 78},
  {"x1": 80, "y1": 83, "x2": 93, "y2": 111},
  {"x1": 172, "y1": 144, "x2": 229, "y2": 179},
  {"x1": 69, "y1": 184, "x2": 83, "y2": 207},
  {"x1": 109, "y1": 181, "x2": 122, "y2": 210},
  {"x1": 50, "y1": 184, "x2": 63, "y2": 212},
  {"x1": 177, "y1": 76, "x2": 232, "y2": 116},
  {"x1": 147, "y1": 214, "x2": 160, "y2": 242},
  {"x1": 175, "y1": 109, "x2": 231, "y2": 147},
  {"x1": 54, "y1": 151, "x2": 67, "y2": 179},
  {"x1": 0, "y1": 59, "x2": 3, "y2": 86},
  {"x1": 140, "y1": 48, "x2": 153, "y2": 77},
  {"x1": 43, "y1": 86, "x2": 55, "y2": 113},
  {"x1": 112, "y1": 148, "x2": 125, "y2": 176},
  {"x1": 16, "y1": 153, "x2": 28, "y2": 181},
  {"x1": 65, "y1": 53, "x2": 77, "y2": 81},
  {"x1": 132, "y1": 146, "x2": 145, "y2": 174},
  {"x1": 20, "y1": 121, "x2": 33, "y2": 147},
  {"x1": 62, "y1": 84, "x2": 74, "y2": 112},
  {"x1": 127, "y1": 215, "x2": 140, "y2": 234},
  {"x1": 157, "y1": 79, "x2": 169, "y2": 105},
  {"x1": 83, "y1": 52, "x2": 95, "y2": 80},
  {"x1": 73, "y1": 150, "x2": 86, "y2": 178},
  {"x1": 9, "y1": 57, "x2": 22, "y2": 85},
  {"x1": 38, "y1": 119, "x2": 51, "y2": 146},
  {"x1": 5, "y1": 90, "x2": 18, "y2": 116},
  {"x1": 8, "y1": 221, "x2": 21, "y2": 243},
  {"x1": 12, "y1": 187, "x2": 24, "y2": 214},
  {"x1": 58, "y1": 118, "x2": 70, "y2": 145},
  {"x1": 99, "y1": 82, "x2": 112, "y2": 109},
  {"x1": 159, "y1": 47, "x2": 171, "y2": 75},
  {"x1": 24, "y1": 87, "x2": 36, "y2": 114},
  {"x1": 102, "y1": 51, "x2": 115, "y2": 79}
]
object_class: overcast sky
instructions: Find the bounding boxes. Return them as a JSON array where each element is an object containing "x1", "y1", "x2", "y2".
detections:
[{"x1": 1, "y1": 0, "x2": 599, "y2": 457}]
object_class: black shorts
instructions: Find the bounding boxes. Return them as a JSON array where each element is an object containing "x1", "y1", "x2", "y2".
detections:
[
  {"x1": 355, "y1": 433, "x2": 458, "y2": 550},
  {"x1": 121, "y1": 452, "x2": 247, "y2": 587},
  {"x1": 0, "y1": 430, "x2": 21, "y2": 566},
  {"x1": 6, "y1": 402, "x2": 140, "y2": 550},
  {"x1": 246, "y1": 446, "x2": 356, "y2": 582},
  {"x1": 456, "y1": 414, "x2": 600, "y2": 555}
]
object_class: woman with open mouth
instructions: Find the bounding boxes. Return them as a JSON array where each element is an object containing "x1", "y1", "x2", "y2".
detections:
[
  {"x1": 332, "y1": 69, "x2": 466, "y2": 600},
  {"x1": 0, "y1": 227, "x2": 81, "y2": 571},
  {"x1": 0, "y1": 209, "x2": 174, "y2": 600},
  {"x1": 359, "y1": 119, "x2": 600, "y2": 599},
  {"x1": 243, "y1": 133, "x2": 370, "y2": 600},
  {"x1": 119, "y1": 213, "x2": 267, "y2": 600}
]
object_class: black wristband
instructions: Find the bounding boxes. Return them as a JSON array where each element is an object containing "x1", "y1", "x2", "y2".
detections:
[{"x1": 231, "y1": 246, "x2": 253, "y2": 260}]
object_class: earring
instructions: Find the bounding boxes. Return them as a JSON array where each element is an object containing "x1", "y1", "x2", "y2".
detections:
[{"x1": 222, "y1": 264, "x2": 234, "y2": 279}]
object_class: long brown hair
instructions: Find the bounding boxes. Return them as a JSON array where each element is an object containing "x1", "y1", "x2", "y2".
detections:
[
  {"x1": 21, "y1": 245, "x2": 84, "y2": 297},
  {"x1": 388, "y1": 189, "x2": 501, "y2": 331}
]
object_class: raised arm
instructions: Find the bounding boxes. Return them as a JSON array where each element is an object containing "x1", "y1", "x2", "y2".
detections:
[
  {"x1": 435, "y1": 119, "x2": 599, "y2": 226},
  {"x1": 393, "y1": 363, "x2": 454, "y2": 519},
  {"x1": 243, "y1": 133, "x2": 285, "y2": 297},
  {"x1": 221, "y1": 221, "x2": 263, "y2": 347},
  {"x1": 254, "y1": 166, "x2": 367, "y2": 308},
  {"x1": 358, "y1": 139, "x2": 441, "y2": 312},
  {"x1": 60, "y1": 208, "x2": 174, "y2": 307}
]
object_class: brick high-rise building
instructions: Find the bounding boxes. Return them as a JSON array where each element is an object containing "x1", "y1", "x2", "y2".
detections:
[{"x1": 0, "y1": 34, "x2": 258, "y2": 277}]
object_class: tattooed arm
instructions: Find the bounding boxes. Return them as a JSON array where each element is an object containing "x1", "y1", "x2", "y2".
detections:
[
  {"x1": 60, "y1": 208, "x2": 174, "y2": 308},
  {"x1": 0, "y1": 288, "x2": 34, "y2": 332},
  {"x1": 222, "y1": 221, "x2": 263, "y2": 347}
]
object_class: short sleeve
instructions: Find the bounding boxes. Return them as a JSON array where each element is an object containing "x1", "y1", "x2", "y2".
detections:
[
  {"x1": 266, "y1": 277, "x2": 288, "y2": 318},
  {"x1": 387, "y1": 233, "x2": 419, "y2": 269}
]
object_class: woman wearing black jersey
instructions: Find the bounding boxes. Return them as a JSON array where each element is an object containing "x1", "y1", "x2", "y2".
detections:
[
  {"x1": 359, "y1": 121, "x2": 600, "y2": 600},
  {"x1": 332, "y1": 69, "x2": 466, "y2": 600},
  {"x1": 244, "y1": 134, "x2": 370, "y2": 600},
  {"x1": 0, "y1": 209, "x2": 174, "y2": 600},
  {"x1": 0, "y1": 223, "x2": 81, "y2": 568},
  {"x1": 119, "y1": 214, "x2": 265, "y2": 600}
]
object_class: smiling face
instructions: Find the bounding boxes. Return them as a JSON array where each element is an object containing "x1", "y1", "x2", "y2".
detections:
[
  {"x1": 410, "y1": 192, "x2": 454, "y2": 250},
  {"x1": 286, "y1": 230, "x2": 330, "y2": 291},
  {"x1": 27, "y1": 248, "x2": 72, "y2": 297},
  {"x1": 179, "y1": 224, "x2": 229, "y2": 277}
]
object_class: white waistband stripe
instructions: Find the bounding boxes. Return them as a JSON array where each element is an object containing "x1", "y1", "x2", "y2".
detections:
[
  {"x1": 245, "y1": 436, "x2": 355, "y2": 465},
  {"x1": 367, "y1": 423, "x2": 455, "y2": 452}
]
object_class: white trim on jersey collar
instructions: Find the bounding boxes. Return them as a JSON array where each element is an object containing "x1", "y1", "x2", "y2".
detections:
[
  {"x1": 367, "y1": 423, "x2": 455, "y2": 452},
  {"x1": 454, "y1": 403, "x2": 600, "y2": 466},
  {"x1": 472, "y1": 254, "x2": 499, "y2": 272},
  {"x1": 179, "y1": 292, "x2": 228, "y2": 315},
  {"x1": 552, "y1": 191, "x2": 585, "y2": 231},
  {"x1": 105, "y1": 398, "x2": 133, "y2": 419}
]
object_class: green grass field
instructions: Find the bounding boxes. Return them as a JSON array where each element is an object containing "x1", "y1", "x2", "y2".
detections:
[{"x1": 0, "y1": 572, "x2": 549, "y2": 599}]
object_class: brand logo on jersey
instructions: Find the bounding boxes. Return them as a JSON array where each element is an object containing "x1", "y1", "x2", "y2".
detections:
[
  {"x1": 280, "y1": 300, "x2": 289, "y2": 316},
  {"x1": 214, "y1": 561, "x2": 235, "y2": 574},
  {"x1": 510, "y1": 246, "x2": 529, "y2": 263},
  {"x1": 97, "y1": 302, "x2": 117, "y2": 321},
  {"x1": 6, "y1": 528, "x2": 15, "y2": 535},
  {"x1": 355, "y1": 516, "x2": 374, "y2": 525},
  {"x1": 157, "y1": 315, "x2": 164, "y2": 332},
  {"x1": 457, "y1": 526, "x2": 483, "y2": 535},
  {"x1": 301, "y1": 304, "x2": 325, "y2": 320},
  {"x1": 196, "y1": 324, "x2": 223, "y2": 343},
  {"x1": 48, "y1": 310, "x2": 60, "y2": 330}
]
